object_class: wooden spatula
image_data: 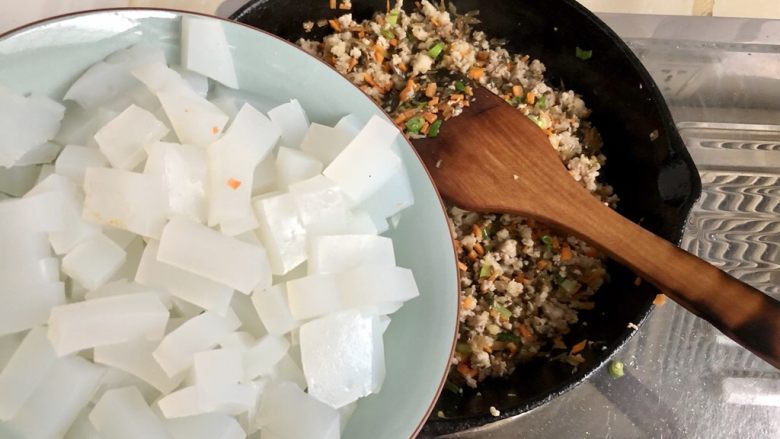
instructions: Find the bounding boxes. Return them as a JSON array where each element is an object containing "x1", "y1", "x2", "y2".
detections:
[{"x1": 411, "y1": 87, "x2": 780, "y2": 369}]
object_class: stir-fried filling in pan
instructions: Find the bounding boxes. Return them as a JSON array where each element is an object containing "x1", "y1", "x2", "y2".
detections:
[{"x1": 300, "y1": 0, "x2": 618, "y2": 387}]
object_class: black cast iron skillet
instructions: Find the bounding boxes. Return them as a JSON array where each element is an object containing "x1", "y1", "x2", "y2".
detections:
[{"x1": 231, "y1": 0, "x2": 702, "y2": 435}]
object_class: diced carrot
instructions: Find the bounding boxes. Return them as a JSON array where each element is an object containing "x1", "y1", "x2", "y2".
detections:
[
  {"x1": 398, "y1": 62, "x2": 408, "y2": 72},
  {"x1": 467, "y1": 250, "x2": 478, "y2": 261},
  {"x1": 471, "y1": 224, "x2": 481, "y2": 238},
  {"x1": 373, "y1": 44, "x2": 384, "y2": 62},
  {"x1": 400, "y1": 79, "x2": 416, "y2": 102},
  {"x1": 462, "y1": 295, "x2": 476, "y2": 310},
  {"x1": 364, "y1": 74, "x2": 377, "y2": 87},
  {"x1": 211, "y1": 126, "x2": 219, "y2": 135},
  {"x1": 654, "y1": 294, "x2": 667, "y2": 306},
  {"x1": 570, "y1": 339, "x2": 587, "y2": 355},
  {"x1": 476, "y1": 51, "x2": 490, "y2": 61},
  {"x1": 551, "y1": 236, "x2": 560, "y2": 250},
  {"x1": 512, "y1": 85, "x2": 522, "y2": 97},
  {"x1": 425, "y1": 82, "x2": 437, "y2": 98},
  {"x1": 431, "y1": 16, "x2": 440, "y2": 27},
  {"x1": 457, "y1": 361, "x2": 478, "y2": 378},
  {"x1": 227, "y1": 178, "x2": 241, "y2": 190},
  {"x1": 420, "y1": 121, "x2": 431, "y2": 135},
  {"x1": 560, "y1": 245, "x2": 572, "y2": 261},
  {"x1": 329, "y1": 0, "x2": 337, "y2": 9},
  {"x1": 428, "y1": 96, "x2": 440, "y2": 107},
  {"x1": 520, "y1": 54, "x2": 530, "y2": 62},
  {"x1": 536, "y1": 260, "x2": 549, "y2": 270},
  {"x1": 634, "y1": 276, "x2": 642, "y2": 286},
  {"x1": 526, "y1": 92, "x2": 536, "y2": 105},
  {"x1": 467, "y1": 67, "x2": 484, "y2": 80},
  {"x1": 450, "y1": 93, "x2": 465, "y2": 102},
  {"x1": 457, "y1": 261, "x2": 468, "y2": 271},
  {"x1": 474, "y1": 242, "x2": 485, "y2": 256},
  {"x1": 516, "y1": 323, "x2": 533, "y2": 341},
  {"x1": 389, "y1": 38, "x2": 398, "y2": 47},
  {"x1": 347, "y1": 57, "x2": 357, "y2": 72},
  {"x1": 514, "y1": 274, "x2": 527, "y2": 283},
  {"x1": 585, "y1": 247, "x2": 599, "y2": 257},
  {"x1": 422, "y1": 112, "x2": 437, "y2": 123},
  {"x1": 328, "y1": 19, "x2": 341, "y2": 31}
]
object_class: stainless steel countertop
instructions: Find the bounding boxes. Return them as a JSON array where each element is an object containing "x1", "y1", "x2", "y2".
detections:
[{"x1": 442, "y1": 13, "x2": 780, "y2": 439}]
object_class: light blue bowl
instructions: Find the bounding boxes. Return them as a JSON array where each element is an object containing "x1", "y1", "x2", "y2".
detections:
[{"x1": 0, "y1": 9, "x2": 459, "y2": 439}]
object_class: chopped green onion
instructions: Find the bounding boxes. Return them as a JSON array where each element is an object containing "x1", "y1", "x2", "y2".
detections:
[
  {"x1": 541, "y1": 235, "x2": 553, "y2": 245},
  {"x1": 481, "y1": 227, "x2": 490, "y2": 241},
  {"x1": 454, "y1": 81, "x2": 466, "y2": 92},
  {"x1": 510, "y1": 96, "x2": 524, "y2": 106},
  {"x1": 479, "y1": 264, "x2": 492, "y2": 278},
  {"x1": 527, "y1": 114, "x2": 546, "y2": 128},
  {"x1": 575, "y1": 47, "x2": 593, "y2": 60},
  {"x1": 456, "y1": 342, "x2": 472, "y2": 354},
  {"x1": 496, "y1": 333, "x2": 521, "y2": 343},
  {"x1": 495, "y1": 305, "x2": 512, "y2": 319},
  {"x1": 427, "y1": 119, "x2": 442, "y2": 137},
  {"x1": 445, "y1": 380, "x2": 462, "y2": 394},
  {"x1": 404, "y1": 116, "x2": 425, "y2": 133},
  {"x1": 415, "y1": 101, "x2": 428, "y2": 108},
  {"x1": 560, "y1": 278, "x2": 579, "y2": 294},
  {"x1": 386, "y1": 9, "x2": 400, "y2": 26},
  {"x1": 428, "y1": 41, "x2": 445, "y2": 59},
  {"x1": 608, "y1": 360, "x2": 625, "y2": 378},
  {"x1": 382, "y1": 28, "x2": 394, "y2": 39},
  {"x1": 535, "y1": 94, "x2": 547, "y2": 109}
]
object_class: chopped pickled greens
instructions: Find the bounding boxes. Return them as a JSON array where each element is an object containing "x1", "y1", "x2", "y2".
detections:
[
  {"x1": 575, "y1": 47, "x2": 593, "y2": 60},
  {"x1": 386, "y1": 9, "x2": 400, "y2": 25},
  {"x1": 404, "y1": 115, "x2": 425, "y2": 133},
  {"x1": 495, "y1": 305, "x2": 512, "y2": 319},
  {"x1": 479, "y1": 264, "x2": 492, "y2": 278},
  {"x1": 427, "y1": 119, "x2": 442, "y2": 137},
  {"x1": 496, "y1": 333, "x2": 521, "y2": 343},
  {"x1": 608, "y1": 360, "x2": 625, "y2": 378},
  {"x1": 428, "y1": 41, "x2": 445, "y2": 59},
  {"x1": 454, "y1": 81, "x2": 466, "y2": 92}
]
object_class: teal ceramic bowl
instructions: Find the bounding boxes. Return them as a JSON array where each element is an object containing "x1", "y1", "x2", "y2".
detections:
[{"x1": 0, "y1": 9, "x2": 459, "y2": 439}]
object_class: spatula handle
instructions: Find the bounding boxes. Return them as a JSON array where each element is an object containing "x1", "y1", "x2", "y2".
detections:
[{"x1": 544, "y1": 196, "x2": 780, "y2": 369}]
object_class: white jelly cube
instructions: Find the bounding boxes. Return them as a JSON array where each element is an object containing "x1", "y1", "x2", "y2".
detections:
[
  {"x1": 94, "y1": 338, "x2": 184, "y2": 395},
  {"x1": 299, "y1": 122, "x2": 353, "y2": 165},
  {"x1": 308, "y1": 234, "x2": 395, "y2": 274},
  {"x1": 158, "y1": 217, "x2": 272, "y2": 294},
  {"x1": 62, "y1": 233, "x2": 126, "y2": 290},
  {"x1": 8, "y1": 356, "x2": 104, "y2": 439},
  {"x1": 219, "y1": 332, "x2": 256, "y2": 352},
  {"x1": 231, "y1": 292, "x2": 268, "y2": 339},
  {"x1": 14, "y1": 142, "x2": 62, "y2": 167},
  {"x1": 323, "y1": 115, "x2": 402, "y2": 205},
  {"x1": 253, "y1": 193, "x2": 306, "y2": 276},
  {"x1": 275, "y1": 147, "x2": 323, "y2": 188},
  {"x1": 181, "y1": 17, "x2": 239, "y2": 89},
  {"x1": 157, "y1": 386, "x2": 204, "y2": 419},
  {"x1": 153, "y1": 310, "x2": 241, "y2": 377},
  {"x1": 287, "y1": 265, "x2": 420, "y2": 320},
  {"x1": 244, "y1": 335, "x2": 290, "y2": 380},
  {"x1": 271, "y1": 355, "x2": 307, "y2": 392},
  {"x1": 89, "y1": 386, "x2": 169, "y2": 439},
  {"x1": 83, "y1": 167, "x2": 169, "y2": 239},
  {"x1": 288, "y1": 175, "x2": 351, "y2": 236},
  {"x1": 48, "y1": 292, "x2": 169, "y2": 356},
  {"x1": 0, "y1": 164, "x2": 40, "y2": 197},
  {"x1": 64, "y1": 43, "x2": 166, "y2": 109},
  {"x1": 164, "y1": 412, "x2": 245, "y2": 439},
  {"x1": 334, "y1": 114, "x2": 362, "y2": 136},
  {"x1": 251, "y1": 284, "x2": 299, "y2": 336},
  {"x1": 267, "y1": 99, "x2": 309, "y2": 148},
  {"x1": 252, "y1": 155, "x2": 277, "y2": 195},
  {"x1": 300, "y1": 310, "x2": 384, "y2": 408},
  {"x1": 0, "y1": 281, "x2": 65, "y2": 336},
  {"x1": 94, "y1": 104, "x2": 169, "y2": 170},
  {"x1": 207, "y1": 104, "x2": 280, "y2": 226},
  {"x1": 257, "y1": 382, "x2": 339, "y2": 439},
  {"x1": 136, "y1": 241, "x2": 234, "y2": 315},
  {"x1": 0, "y1": 327, "x2": 57, "y2": 421},
  {"x1": 157, "y1": 86, "x2": 229, "y2": 147},
  {"x1": 144, "y1": 141, "x2": 208, "y2": 222},
  {"x1": 0, "y1": 85, "x2": 65, "y2": 167}
]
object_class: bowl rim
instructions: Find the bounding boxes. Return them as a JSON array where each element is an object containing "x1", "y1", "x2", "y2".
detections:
[{"x1": 0, "y1": 8, "x2": 462, "y2": 439}]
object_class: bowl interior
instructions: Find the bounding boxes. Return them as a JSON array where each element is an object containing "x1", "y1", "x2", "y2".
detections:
[
  {"x1": 0, "y1": 10, "x2": 459, "y2": 439},
  {"x1": 231, "y1": 0, "x2": 702, "y2": 433}
]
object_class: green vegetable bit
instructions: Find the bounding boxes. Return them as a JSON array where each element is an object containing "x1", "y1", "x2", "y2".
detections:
[
  {"x1": 456, "y1": 342, "x2": 472, "y2": 354},
  {"x1": 404, "y1": 116, "x2": 425, "y2": 133},
  {"x1": 454, "y1": 81, "x2": 466, "y2": 92},
  {"x1": 484, "y1": 244, "x2": 494, "y2": 252},
  {"x1": 496, "y1": 333, "x2": 521, "y2": 343},
  {"x1": 535, "y1": 94, "x2": 547, "y2": 109},
  {"x1": 495, "y1": 305, "x2": 512, "y2": 319},
  {"x1": 560, "y1": 278, "x2": 579, "y2": 294},
  {"x1": 386, "y1": 9, "x2": 400, "y2": 25},
  {"x1": 509, "y1": 95, "x2": 524, "y2": 107},
  {"x1": 479, "y1": 264, "x2": 492, "y2": 278},
  {"x1": 481, "y1": 227, "x2": 490, "y2": 241},
  {"x1": 541, "y1": 235, "x2": 553, "y2": 245},
  {"x1": 445, "y1": 380, "x2": 462, "y2": 394},
  {"x1": 608, "y1": 360, "x2": 625, "y2": 378},
  {"x1": 527, "y1": 114, "x2": 546, "y2": 128},
  {"x1": 427, "y1": 119, "x2": 443, "y2": 137},
  {"x1": 575, "y1": 47, "x2": 593, "y2": 60},
  {"x1": 428, "y1": 41, "x2": 445, "y2": 59},
  {"x1": 382, "y1": 29, "x2": 395, "y2": 39}
]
